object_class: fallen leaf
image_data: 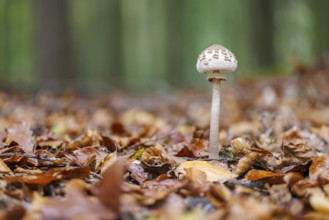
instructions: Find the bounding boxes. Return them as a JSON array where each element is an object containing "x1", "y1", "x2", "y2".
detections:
[
  {"x1": 230, "y1": 137, "x2": 252, "y2": 155},
  {"x1": 140, "y1": 145, "x2": 170, "y2": 166},
  {"x1": 282, "y1": 143, "x2": 316, "y2": 163},
  {"x1": 207, "y1": 183, "x2": 232, "y2": 208},
  {"x1": 309, "y1": 156, "x2": 329, "y2": 181},
  {"x1": 307, "y1": 185, "x2": 329, "y2": 213},
  {"x1": 124, "y1": 159, "x2": 148, "y2": 185},
  {"x1": 95, "y1": 159, "x2": 123, "y2": 213},
  {"x1": 0, "y1": 193, "x2": 26, "y2": 220},
  {"x1": 4, "y1": 166, "x2": 90, "y2": 185},
  {"x1": 140, "y1": 145, "x2": 172, "y2": 174},
  {"x1": 6, "y1": 122, "x2": 34, "y2": 153},
  {"x1": 100, "y1": 135, "x2": 118, "y2": 152},
  {"x1": 234, "y1": 152, "x2": 262, "y2": 176},
  {"x1": 0, "y1": 158, "x2": 13, "y2": 174},
  {"x1": 227, "y1": 196, "x2": 274, "y2": 220},
  {"x1": 141, "y1": 178, "x2": 183, "y2": 205},
  {"x1": 187, "y1": 138, "x2": 208, "y2": 157},
  {"x1": 176, "y1": 161, "x2": 236, "y2": 182},
  {"x1": 245, "y1": 170, "x2": 284, "y2": 184},
  {"x1": 184, "y1": 167, "x2": 210, "y2": 195},
  {"x1": 99, "y1": 152, "x2": 117, "y2": 174},
  {"x1": 36, "y1": 188, "x2": 115, "y2": 220},
  {"x1": 311, "y1": 125, "x2": 329, "y2": 143},
  {"x1": 73, "y1": 146, "x2": 107, "y2": 171}
]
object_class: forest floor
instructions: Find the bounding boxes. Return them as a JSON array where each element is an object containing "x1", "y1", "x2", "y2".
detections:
[{"x1": 1, "y1": 60, "x2": 329, "y2": 219}]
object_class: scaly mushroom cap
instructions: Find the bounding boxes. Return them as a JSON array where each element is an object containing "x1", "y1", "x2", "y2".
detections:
[{"x1": 196, "y1": 44, "x2": 237, "y2": 76}]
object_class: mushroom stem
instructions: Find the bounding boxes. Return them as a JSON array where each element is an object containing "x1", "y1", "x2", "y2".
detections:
[{"x1": 209, "y1": 79, "x2": 221, "y2": 159}]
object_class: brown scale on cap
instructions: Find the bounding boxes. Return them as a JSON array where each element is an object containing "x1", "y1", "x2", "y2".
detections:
[{"x1": 213, "y1": 54, "x2": 219, "y2": 59}]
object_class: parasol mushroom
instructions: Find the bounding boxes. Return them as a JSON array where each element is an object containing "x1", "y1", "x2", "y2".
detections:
[{"x1": 196, "y1": 44, "x2": 238, "y2": 159}]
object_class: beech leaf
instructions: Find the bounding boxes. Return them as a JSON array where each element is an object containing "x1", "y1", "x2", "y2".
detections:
[{"x1": 176, "y1": 161, "x2": 236, "y2": 182}]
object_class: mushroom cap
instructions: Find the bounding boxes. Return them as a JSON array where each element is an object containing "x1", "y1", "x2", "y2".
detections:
[{"x1": 196, "y1": 44, "x2": 238, "y2": 74}]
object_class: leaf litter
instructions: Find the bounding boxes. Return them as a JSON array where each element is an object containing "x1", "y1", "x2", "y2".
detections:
[{"x1": 1, "y1": 62, "x2": 329, "y2": 219}]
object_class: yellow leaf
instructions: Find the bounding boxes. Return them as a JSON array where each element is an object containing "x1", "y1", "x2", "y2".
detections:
[
  {"x1": 307, "y1": 185, "x2": 329, "y2": 213},
  {"x1": 0, "y1": 158, "x2": 13, "y2": 175},
  {"x1": 176, "y1": 161, "x2": 236, "y2": 182}
]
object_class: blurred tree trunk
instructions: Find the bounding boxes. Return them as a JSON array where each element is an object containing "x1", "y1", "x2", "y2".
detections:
[
  {"x1": 165, "y1": 0, "x2": 185, "y2": 87},
  {"x1": 36, "y1": 0, "x2": 74, "y2": 91},
  {"x1": 0, "y1": 1, "x2": 9, "y2": 82},
  {"x1": 249, "y1": 0, "x2": 275, "y2": 69},
  {"x1": 312, "y1": 0, "x2": 329, "y2": 55},
  {"x1": 108, "y1": 0, "x2": 124, "y2": 87}
]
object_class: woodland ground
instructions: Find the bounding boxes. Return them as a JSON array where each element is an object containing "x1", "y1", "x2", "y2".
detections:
[{"x1": 0, "y1": 60, "x2": 329, "y2": 219}]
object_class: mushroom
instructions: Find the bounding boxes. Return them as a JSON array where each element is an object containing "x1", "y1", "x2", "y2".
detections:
[{"x1": 196, "y1": 44, "x2": 237, "y2": 159}]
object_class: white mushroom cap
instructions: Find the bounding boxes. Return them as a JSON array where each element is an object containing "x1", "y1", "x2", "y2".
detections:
[{"x1": 196, "y1": 44, "x2": 238, "y2": 77}]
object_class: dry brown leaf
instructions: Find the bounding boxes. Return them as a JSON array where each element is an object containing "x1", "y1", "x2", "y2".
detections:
[
  {"x1": 282, "y1": 143, "x2": 316, "y2": 163},
  {"x1": 163, "y1": 193, "x2": 186, "y2": 219},
  {"x1": 124, "y1": 159, "x2": 148, "y2": 185},
  {"x1": 141, "y1": 178, "x2": 183, "y2": 205},
  {"x1": 6, "y1": 122, "x2": 34, "y2": 153},
  {"x1": 175, "y1": 145, "x2": 195, "y2": 157},
  {"x1": 235, "y1": 152, "x2": 262, "y2": 176},
  {"x1": 140, "y1": 145, "x2": 169, "y2": 166},
  {"x1": 65, "y1": 179, "x2": 89, "y2": 194},
  {"x1": 281, "y1": 127, "x2": 303, "y2": 143},
  {"x1": 73, "y1": 146, "x2": 107, "y2": 171},
  {"x1": 187, "y1": 138, "x2": 208, "y2": 157},
  {"x1": 95, "y1": 159, "x2": 123, "y2": 213},
  {"x1": 184, "y1": 167, "x2": 210, "y2": 194},
  {"x1": 0, "y1": 158, "x2": 13, "y2": 174},
  {"x1": 307, "y1": 185, "x2": 329, "y2": 213},
  {"x1": 309, "y1": 156, "x2": 329, "y2": 181},
  {"x1": 36, "y1": 139, "x2": 63, "y2": 149},
  {"x1": 35, "y1": 188, "x2": 115, "y2": 220},
  {"x1": 4, "y1": 166, "x2": 90, "y2": 185},
  {"x1": 0, "y1": 193, "x2": 26, "y2": 219},
  {"x1": 174, "y1": 138, "x2": 208, "y2": 158},
  {"x1": 176, "y1": 161, "x2": 236, "y2": 182},
  {"x1": 140, "y1": 144, "x2": 172, "y2": 174},
  {"x1": 311, "y1": 125, "x2": 329, "y2": 143},
  {"x1": 207, "y1": 183, "x2": 232, "y2": 207},
  {"x1": 100, "y1": 135, "x2": 118, "y2": 152},
  {"x1": 283, "y1": 172, "x2": 304, "y2": 186},
  {"x1": 227, "y1": 196, "x2": 274, "y2": 220},
  {"x1": 230, "y1": 137, "x2": 252, "y2": 155},
  {"x1": 245, "y1": 169, "x2": 284, "y2": 184},
  {"x1": 100, "y1": 152, "x2": 117, "y2": 174}
]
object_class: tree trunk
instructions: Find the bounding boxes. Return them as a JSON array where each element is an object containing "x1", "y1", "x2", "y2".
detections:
[
  {"x1": 36, "y1": 0, "x2": 74, "y2": 91},
  {"x1": 165, "y1": 0, "x2": 185, "y2": 87},
  {"x1": 249, "y1": 0, "x2": 275, "y2": 69},
  {"x1": 312, "y1": 0, "x2": 329, "y2": 55},
  {"x1": 108, "y1": 0, "x2": 124, "y2": 87},
  {"x1": 0, "y1": 0, "x2": 11, "y2": 88}
]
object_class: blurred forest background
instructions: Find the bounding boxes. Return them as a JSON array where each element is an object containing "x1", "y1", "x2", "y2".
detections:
[{"x1": 0, "y1": 0, "x2": 328, "y2": 93}]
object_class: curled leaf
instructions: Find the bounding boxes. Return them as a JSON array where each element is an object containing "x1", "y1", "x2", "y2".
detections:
[
  {"x1": 235, "y1": 152, "x2": 262, "y2": 176},
  {"x1": 230, "y1": 137, "x2": 252, "y2": 155}
]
